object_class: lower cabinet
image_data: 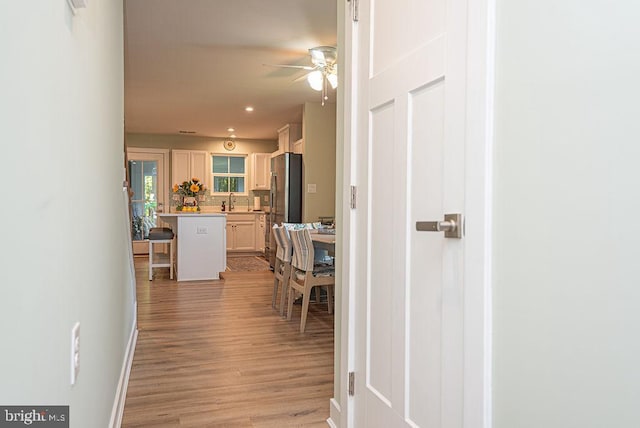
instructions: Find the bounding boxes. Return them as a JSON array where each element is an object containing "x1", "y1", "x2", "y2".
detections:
[
  {"x1": 226, "y1": 213, "x2": 258, "y2": 252},
  {"x1": 255, "y1": 214, "x2": 266, "y2": 252}
]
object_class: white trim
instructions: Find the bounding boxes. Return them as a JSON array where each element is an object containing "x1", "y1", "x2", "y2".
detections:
[
  {"x1": 108, "y1": 324, "x2": 138, "y2": 428},
  {"x1": 462, "y1": 0, "x2": 495, "y2": 425},
  {"x1": 334, "y1": 0, "x2": 358, "y2": 425},
  {"x1": 328, "y1": 398, "x2": 341, "y2": 427}
]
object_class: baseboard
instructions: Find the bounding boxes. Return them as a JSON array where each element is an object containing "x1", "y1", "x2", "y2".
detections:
[
  {"x1": 109, "y1": 323, "x2": 138, "y2": 428},
  {"x1": 327, "y1": 397, "x2": 341, "y2": 427}
]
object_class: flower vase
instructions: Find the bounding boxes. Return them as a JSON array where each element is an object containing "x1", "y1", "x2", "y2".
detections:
[{"x1": 182, "y1": 196, "x2": 198, "y2": 212}]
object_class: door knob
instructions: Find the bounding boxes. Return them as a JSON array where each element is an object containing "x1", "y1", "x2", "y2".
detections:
[{"x1": 416, "y1": 213, "x2": 463, "y2": 239}]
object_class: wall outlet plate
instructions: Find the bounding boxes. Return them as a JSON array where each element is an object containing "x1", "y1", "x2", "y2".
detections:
[{"x1": 70, "y1": 322, "x2": 80, "y2": 385}]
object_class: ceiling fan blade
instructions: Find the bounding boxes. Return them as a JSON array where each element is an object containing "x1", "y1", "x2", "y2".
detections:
[
  {"x1": 292, "y1": 73, "x2": 310, "y2": 83},
  {"x1": 262, "y1": 63, "x2": 315, "y2": 71}
]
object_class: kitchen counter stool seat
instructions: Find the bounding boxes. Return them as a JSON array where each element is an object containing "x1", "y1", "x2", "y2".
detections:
[{"x1": 148, "y1": 227, "x2": 174, "y2": 281}]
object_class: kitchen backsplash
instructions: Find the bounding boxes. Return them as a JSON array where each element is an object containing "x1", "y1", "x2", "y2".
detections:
[{"x1": 170, "y1": 190, "x2": 269, "y2": 211}]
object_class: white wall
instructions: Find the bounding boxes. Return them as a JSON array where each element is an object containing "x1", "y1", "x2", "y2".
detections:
[
  {"x1": 0, "y1": 2, "x2": 134, "y2": 426},
  {"x1": 493, "y1": 2, "x2": 640, "y2": 426}
]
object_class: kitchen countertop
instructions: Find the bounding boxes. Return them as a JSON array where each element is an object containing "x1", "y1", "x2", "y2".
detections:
[
  {"x1": 200, "y1": 209, "x2": 266, "y2": 214},
  {"x1": 160, "y1": 212, "x2": 227, "y2": 217}
]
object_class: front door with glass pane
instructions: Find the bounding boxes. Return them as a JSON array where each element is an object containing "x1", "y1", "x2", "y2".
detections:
[{"x1": 127, "y1": 151, "x2": 167, "y2": 255}]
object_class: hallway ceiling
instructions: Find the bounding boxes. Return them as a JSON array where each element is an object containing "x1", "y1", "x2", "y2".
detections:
[{"x1": 124, "y1": 0, "x2": 337, "y2": 141}]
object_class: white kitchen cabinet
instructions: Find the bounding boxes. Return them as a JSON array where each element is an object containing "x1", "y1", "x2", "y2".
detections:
[
  {"x1": 292, "y1": 138, "x2": 304, "y2": 154},
  {"x1": 251, "y1": 153, "x2": 271, "y2": 190},
  {"x1": 172, "y1": 149, "x2": 209, "y2": 188},
  {"x1": 273, "y1": 123, "x2": 302, "y2": 156},
  {"x1": 255, "y1": 214, "x2": 266, "y2": 252},
  {"x1": 226, "y1": 213, "x2": 257, "y2": 252}
]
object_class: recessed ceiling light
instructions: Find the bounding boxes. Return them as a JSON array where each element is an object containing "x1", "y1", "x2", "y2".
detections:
[
  {"x1": 230, "y1": 134, "x2": 237, "y2": 138},
  {"x1": 227, "y1": 127, "x2": 235, "y2": 132},
  {"x1": 245, "y1": 106, "x2": 254, "y2": 112}
]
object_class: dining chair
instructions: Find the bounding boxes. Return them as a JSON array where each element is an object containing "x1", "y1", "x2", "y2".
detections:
[
  {"x1": 287, "y1": 229, "x2": 335, "y2": 333},
  {"x1": 271, "y1": 225, "x2": 293, "y2": 316}
]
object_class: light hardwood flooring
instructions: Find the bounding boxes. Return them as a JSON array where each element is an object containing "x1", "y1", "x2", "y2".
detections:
[{"x1": 121, "y1": 257, "x2": 334, "y2": 427}]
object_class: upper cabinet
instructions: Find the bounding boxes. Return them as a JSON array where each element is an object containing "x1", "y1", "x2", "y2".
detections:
[
  {"x1": 251, "y1": 153, "x2": 271, "y2": 190},
  {"x1": 292, "y1": 138, "x2": 304, "y2": 154},
  {"x1": 273, "y1": 123, "x2": 302, "y2": 157},
  {"x1": 172, "y1": 149, "x2": 209, "y2": 188}
]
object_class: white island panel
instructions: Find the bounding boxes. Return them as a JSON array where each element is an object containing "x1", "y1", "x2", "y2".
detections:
[{"x1": 158, "y1": 213, "x2": 226, "y2": 281}]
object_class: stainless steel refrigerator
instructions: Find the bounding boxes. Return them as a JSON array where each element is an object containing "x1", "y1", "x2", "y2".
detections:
[{"x1": 266, "y1": 153, "x2": 302, "y2": 267}]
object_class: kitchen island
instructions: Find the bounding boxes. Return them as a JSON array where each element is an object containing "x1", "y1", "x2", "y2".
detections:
[{"x1": 158, "y1": 213, "x2": 226, "y2": 281}]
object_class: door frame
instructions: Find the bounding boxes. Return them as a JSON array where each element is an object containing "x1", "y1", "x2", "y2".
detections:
[
  {"x1": 331, "y1": 0, "x2": 496, "y2": 426},
  {"x1": 126, "y1": 147, "x2": 170, "y2": 255}
]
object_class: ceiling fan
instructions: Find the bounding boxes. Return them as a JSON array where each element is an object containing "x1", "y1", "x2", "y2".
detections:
[{"x1": 265, "y1": 46, "x2": 338, "y2": 105}]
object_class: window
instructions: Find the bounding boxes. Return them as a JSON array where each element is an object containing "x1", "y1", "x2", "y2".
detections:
[{"x1": 211, "y1": 154, "x2": 247, "y2": 194}]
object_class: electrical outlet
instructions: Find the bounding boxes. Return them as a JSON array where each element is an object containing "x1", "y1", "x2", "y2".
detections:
[
  {"x1": 308, "y1": 184, "x2": 317, "y2": 193},
  {"x1": 71, "y1": 322, "x2": 80, "y2": 385}
]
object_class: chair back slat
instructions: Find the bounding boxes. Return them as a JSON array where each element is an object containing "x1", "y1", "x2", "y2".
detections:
[
  {"x1": 290, "y1": 229, "x2": 315, "y2": 272},
  {"x1": 272, "y1": 224, "x2": 285, "y2": 260},
  {"x1": 276, "y1": 226, "x2": 293, "y2": 262},
  {"x1": 273, "y1": 224, "x2": 294, "y2": 263}
]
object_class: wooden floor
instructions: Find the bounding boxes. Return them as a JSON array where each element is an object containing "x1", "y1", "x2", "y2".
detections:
[{"x1": 121, "y1": 257, "x2": 334, "y2": 427}]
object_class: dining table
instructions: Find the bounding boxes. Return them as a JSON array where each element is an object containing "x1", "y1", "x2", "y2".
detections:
[{"x1": 310, "y1": 230, "x2": 336, "y2": 257}]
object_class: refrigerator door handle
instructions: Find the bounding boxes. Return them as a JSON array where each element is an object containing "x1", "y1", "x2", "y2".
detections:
[{"x1": 270, "y1": 173, "x2": 277, "y2": 214}]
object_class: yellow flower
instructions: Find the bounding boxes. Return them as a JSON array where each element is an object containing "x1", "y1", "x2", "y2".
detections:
[
  {"x1": 172, "y1": 184, "x2": 179, "y2": 192},
  {"x1": 191, "y1": 177, "x2": 199, "y2": 183},
  {"x1": 190, "y1": 183, "x2": 200, "y2": 193}
]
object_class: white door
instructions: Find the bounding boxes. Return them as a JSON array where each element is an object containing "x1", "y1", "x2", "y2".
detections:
[
  {"x1": 127, "y1": 149, "x2": 169, "y2": 255},
  {"x1": 348, "y1": 0, "x2": 490, "y2": 426}
]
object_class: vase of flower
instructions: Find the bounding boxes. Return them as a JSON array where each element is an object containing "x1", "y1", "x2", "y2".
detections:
[{"x1": 173, "y1": 178, "x2": 206, "y2": 212}]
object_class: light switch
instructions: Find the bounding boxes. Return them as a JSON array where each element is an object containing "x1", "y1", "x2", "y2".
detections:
[
  {"x1": 197, "y1": 227, "x2": 208, "y2": 234},
  {"x1": 308, "y1": 184, "x2": 317, "y2": 193}
]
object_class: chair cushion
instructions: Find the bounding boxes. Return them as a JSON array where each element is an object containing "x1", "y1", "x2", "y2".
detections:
[
  {"x1": 148, "y1": 227, "x2": 174, "y2": 240},
  {"x1": 294, "y1": 265, "x2": 335, "y2": 280}
]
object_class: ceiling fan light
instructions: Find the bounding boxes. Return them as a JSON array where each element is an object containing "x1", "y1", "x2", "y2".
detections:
[
  {"x1": 327, "y1": 73, "x2": 338, "y2": 89},
  {"x1": 310, "y1": 48, "x2": 326, "y2": 66},
  {"x1": 307, "y1": 70, "x2": 324, "y2": 91}
]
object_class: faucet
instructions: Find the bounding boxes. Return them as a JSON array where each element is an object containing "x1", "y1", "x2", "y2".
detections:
[{"x1": 228, "y1": 192, "x2": 234, "y2": 212}]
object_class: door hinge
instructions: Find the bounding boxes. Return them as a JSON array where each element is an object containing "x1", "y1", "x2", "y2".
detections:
[
  {"x1": 347, "y1": 0, "x2": 359, "y2": 22},
  {"x1": 350, "y1": 186, "x2": 357, "y2": 209},
  {"x1": 348, "y1": 371, "x2": 355, "y2": 396}
]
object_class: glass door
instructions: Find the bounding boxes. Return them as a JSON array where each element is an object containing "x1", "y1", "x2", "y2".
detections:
[
  {"x1": 127, "y1": 149, "x2": 168, "y2": 255},
  {"x1": 129, "y1": 159, "x2": 158, "y2": 241}
]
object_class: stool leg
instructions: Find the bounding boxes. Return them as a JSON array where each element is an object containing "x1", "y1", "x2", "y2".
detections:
[
  {"x1": 169, "y1": 239, "x2": 174, "y2": 280},
  {"x1": 148, "y1": 240, "x2": 153, "y2": 281}
]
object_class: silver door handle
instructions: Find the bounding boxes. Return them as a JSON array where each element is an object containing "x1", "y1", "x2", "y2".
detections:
[{"x1": 416, "y1": 213, "x2": 463, "y2": 239}]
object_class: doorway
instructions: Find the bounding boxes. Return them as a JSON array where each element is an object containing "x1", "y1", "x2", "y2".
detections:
[{"x1": 127, "y1": 148, "x2": 170, "y2": 255}]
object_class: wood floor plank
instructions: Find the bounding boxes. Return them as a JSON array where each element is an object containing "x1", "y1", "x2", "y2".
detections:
[{"x1": 121, "y1": 258, "x2": 334, "y2": 427}]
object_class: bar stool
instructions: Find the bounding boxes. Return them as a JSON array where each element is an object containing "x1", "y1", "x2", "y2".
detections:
[{"x1": 148, "y1": 227, "x2": 174, "y2": 281}]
